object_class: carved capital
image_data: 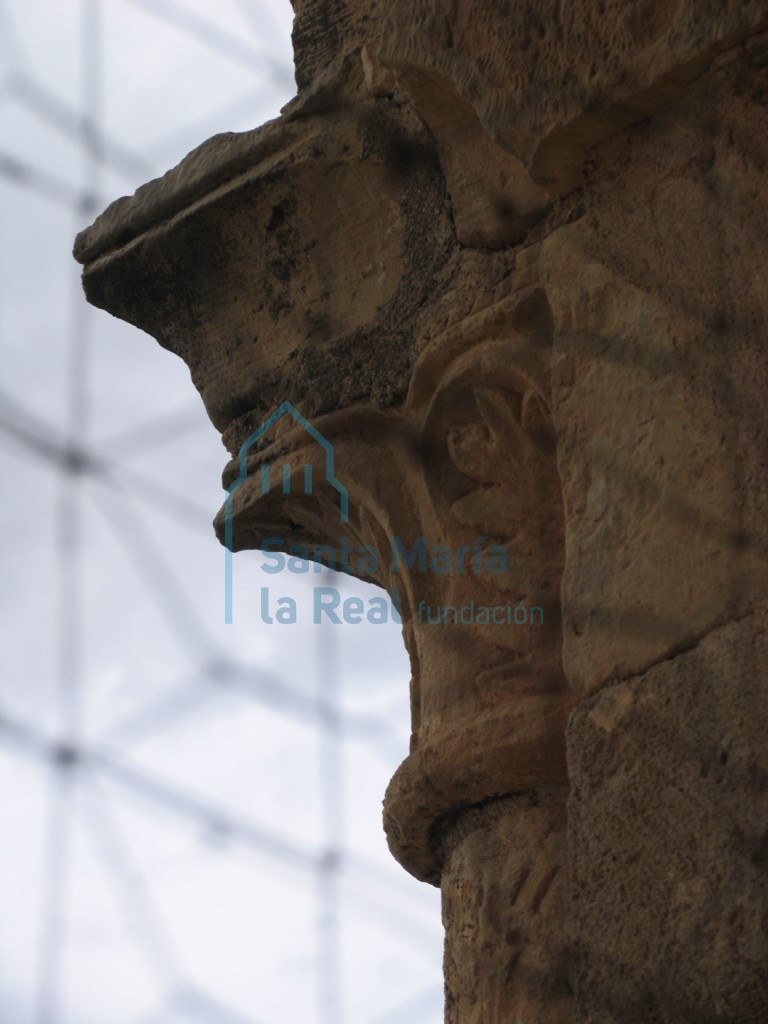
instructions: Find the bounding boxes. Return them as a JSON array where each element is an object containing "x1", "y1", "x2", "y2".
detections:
[
  {"x1": 216, "y1": 287, "x2": 574, "y2": 882},
  {"x1": 74, "y1": 55, "x2": 575, "y2": 877}
]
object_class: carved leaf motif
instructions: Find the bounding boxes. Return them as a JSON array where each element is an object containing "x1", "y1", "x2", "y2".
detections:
[{"x1": 446, "y1": 385, "x2": 555, "y2": 533}]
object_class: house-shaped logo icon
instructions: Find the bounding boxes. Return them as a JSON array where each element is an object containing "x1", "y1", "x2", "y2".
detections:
[{"x1": 223, "y1": 401, "x2": 350, "y2": 623}]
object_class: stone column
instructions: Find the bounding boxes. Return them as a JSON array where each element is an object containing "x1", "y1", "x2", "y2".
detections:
[{"x1": 75, "y1": 3, "x2": 768, "y2": 1021}]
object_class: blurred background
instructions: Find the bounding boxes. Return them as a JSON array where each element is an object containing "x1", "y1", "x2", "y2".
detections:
[{"x1": 0, "y1": 2, "x2": 443, "y2": 1022}]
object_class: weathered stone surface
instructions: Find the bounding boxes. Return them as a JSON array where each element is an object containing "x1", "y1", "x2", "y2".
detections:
[
  {"x1": 541, "y1": 57, "x2": 768, "y2": 696},
  {"x1": 74, "y1": 2, "x2": 768, "y2": 1021},
  {"x1": 291, "y1": 0, "x2": 376, "y2": 90},
  {"x1": 78, "y1": 96, "x2": 454, "y2": 438},
  {"x1": 440, "y1": 789, "x2": 572, "y2": 1024},
  {"x1": 568, "y1": 609, "x2": 768, "y2": 1022},
  {"x1": 290, "y1": 0, "x2": 768, "y2": 194},
  {"x1": 375, "y1": 2, "x2": 768, "y2": 191}
]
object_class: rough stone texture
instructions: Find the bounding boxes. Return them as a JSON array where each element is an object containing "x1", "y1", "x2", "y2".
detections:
[
  {"x1": 542, "y1": 58, "x2": 768, "y2": 696},
  {"x1": 568, "y1": 609, "x2": 768, "y2": 1022},
  {"x1": 440, "y1": 790, "x2": 572, "y2": 1024},
  {"x1": 376, "y1": 1, "x2": 768, "y2": 189},
  {"x1": 77, "y1": 96, "x2": 455, "y2": 436},
  {"x1": 288, "y1": 1, "x2": 768, "y2": 193},
  {"x1": 291, "y1": 0, "x2": 376, "y2": 90},
  {"x1": 74, "y1": 2, "x2": 768, "y2": 1021}
]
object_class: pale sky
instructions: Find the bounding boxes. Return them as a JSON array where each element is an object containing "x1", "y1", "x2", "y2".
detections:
[{"x1": 0, "y1": 2, "x2": 443, "y2": 1022}]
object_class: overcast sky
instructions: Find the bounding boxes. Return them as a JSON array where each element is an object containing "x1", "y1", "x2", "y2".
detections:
[{"x1": 0, "y1": 2, "x2": 443, "y2": 1022}]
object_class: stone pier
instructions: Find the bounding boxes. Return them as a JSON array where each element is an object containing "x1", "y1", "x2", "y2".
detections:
[{"x1": 75, "y1": 2, "x2": 768, "y2": 1020}]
